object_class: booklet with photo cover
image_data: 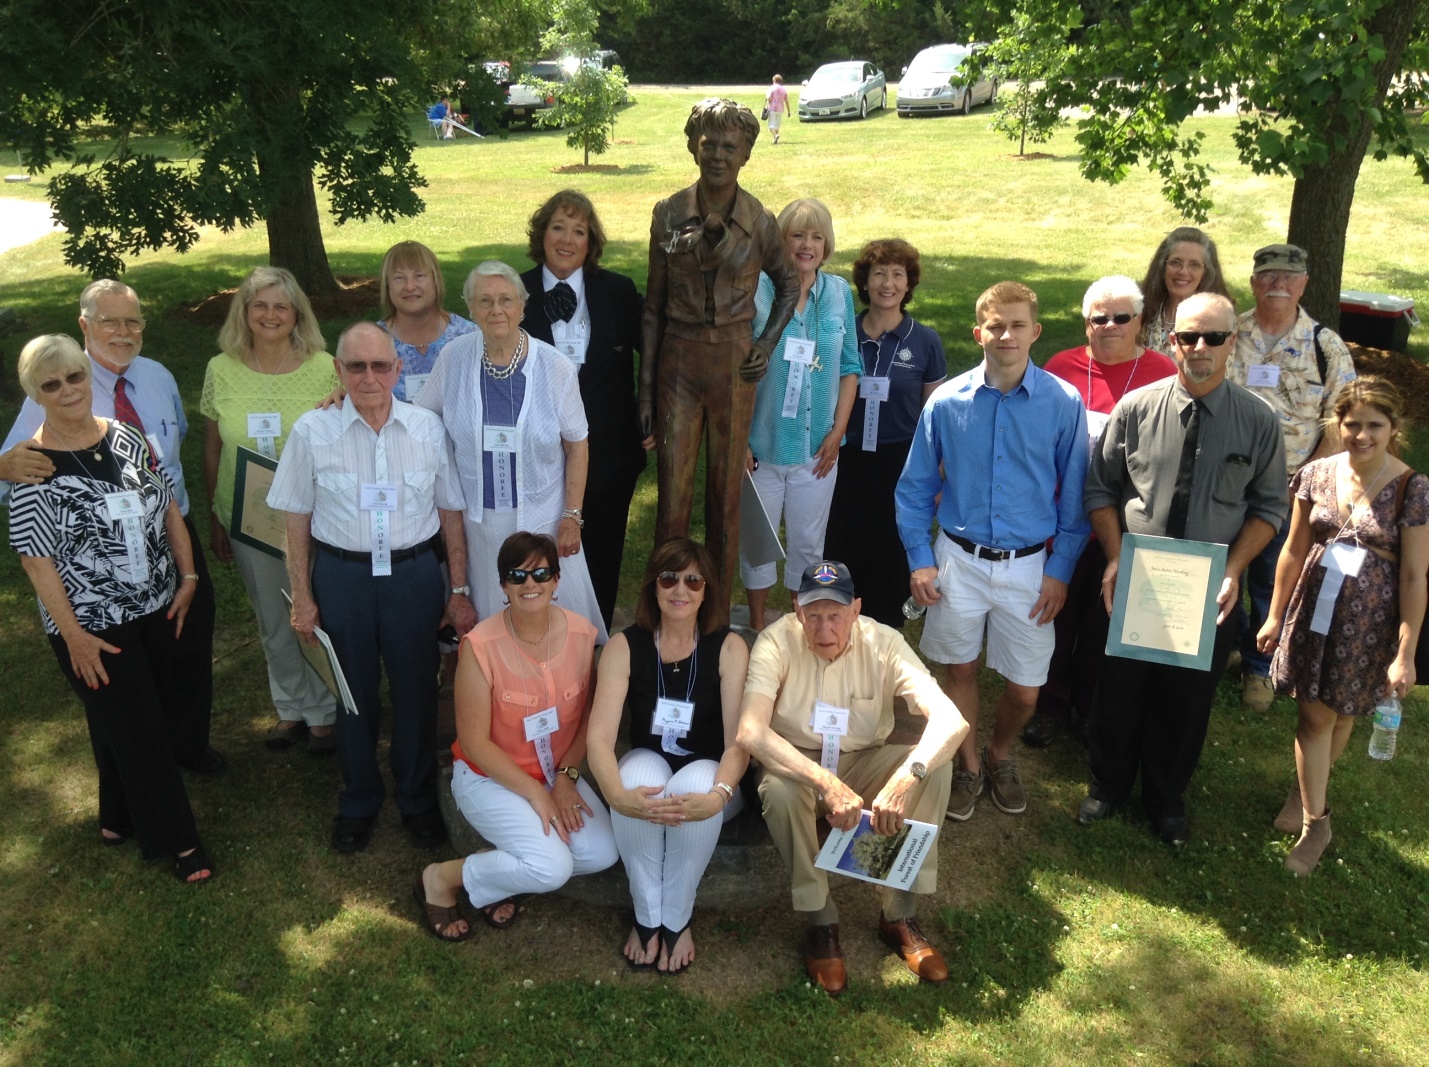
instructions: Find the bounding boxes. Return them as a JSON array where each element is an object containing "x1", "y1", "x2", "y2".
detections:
[{"x1": 814, "y1": 811, "x2": 939, "y2": 889}]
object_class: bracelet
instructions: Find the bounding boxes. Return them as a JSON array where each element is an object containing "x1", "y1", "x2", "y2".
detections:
[
  {"x1": 713, "y1": 782, "x2": 734, "y2": 805},
  {"x1": 450, "y1": 585, "x2": 471, "y2": 597},
  {"x1": 181, "y1": 573, "x2": 200, "y2": 583},
  {"x1": 561, "y1": 507, "x2": 584, "y2": 527}
]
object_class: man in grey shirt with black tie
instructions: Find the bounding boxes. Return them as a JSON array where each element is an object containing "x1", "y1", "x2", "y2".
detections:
[{"x1": 1075, "y1": 292, "x2": 1287, "y2": 845}]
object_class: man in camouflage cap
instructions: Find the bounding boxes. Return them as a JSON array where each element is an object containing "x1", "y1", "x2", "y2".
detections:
[{"x1": 1227, "y1": 243, "x2": 1355, "y2": 712}]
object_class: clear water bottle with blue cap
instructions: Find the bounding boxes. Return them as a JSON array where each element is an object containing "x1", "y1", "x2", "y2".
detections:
[
  {"x1": 902, "y1": 579, "x2": 939, "y2": 620},
  {"x1": 1368, "y1": 692, "x2": 1401, "y2": 761}
]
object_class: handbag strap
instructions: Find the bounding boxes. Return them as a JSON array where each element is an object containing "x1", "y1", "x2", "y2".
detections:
[{"x1": 1393, "y1": 468, "x2": 1414, "y2": 522}]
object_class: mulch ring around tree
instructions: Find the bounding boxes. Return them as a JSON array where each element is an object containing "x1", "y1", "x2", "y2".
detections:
[
  {"x1": 552, "y1": 164, "x2": 623, "y2": 173},
  {"x1": 1349, "y1": 342, "x2": 1429, "y2": 424},
  {"x1": 171, "y1": 275, "x2": 379, "y2": 327}
]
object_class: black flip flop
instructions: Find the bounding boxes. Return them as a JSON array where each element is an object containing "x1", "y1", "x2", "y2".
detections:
[
  {"x1": 659, "y1": 924, "x2": 692, "y2": 975},
  {"x1": 626, "y1": 922, "x2": 660, "y2": 970},
  {"x1": 173, "y1": 845, "x2": 216, "y2": 884}
]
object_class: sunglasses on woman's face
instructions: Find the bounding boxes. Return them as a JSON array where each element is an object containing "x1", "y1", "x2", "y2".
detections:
[
  {"x1": 1088, "y1": 312, "x2": 1134, "y2": 326},
  {"x1": 657, "y1": 571, "x2": 706, "y2": 592},
  {"x1": 503, "y1": 566, "x2": 556, "y2": 585},
  {"x1": 40, "y1": 370, "x2": 88, "y2": 393}
]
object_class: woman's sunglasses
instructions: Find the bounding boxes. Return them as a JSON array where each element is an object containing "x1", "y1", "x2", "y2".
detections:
[
  {"x1": 39, "y1": 370, "x2": 88, "y2": 393},
  {"x1": 503, "y1": 566, "x2": 556, "y2": 585},
  {"x1": 657, "y1": 571, "x2": 706, "y2": 592},
  {"x1": 1088, "y1": 312, "x2": 1134, "y2": 326}
]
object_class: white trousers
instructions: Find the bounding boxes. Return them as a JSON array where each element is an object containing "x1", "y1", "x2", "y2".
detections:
[
  {"x1": 611, "y1": 748, "x2": 744, "y2": 931},
  {"x1": 740, "y1": 458, "x2": 838, "y2": 591},
  {"x1": 451, "y1": 761, "x2": 618, "y2": 908},
  {"x1": 231, "y1": 537, "x2": 336, "y2": 726}
]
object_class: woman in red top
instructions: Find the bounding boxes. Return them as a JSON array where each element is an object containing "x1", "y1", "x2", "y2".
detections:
[{"x1": 413, "y1": 531, "x2": 617, "y2": 941}]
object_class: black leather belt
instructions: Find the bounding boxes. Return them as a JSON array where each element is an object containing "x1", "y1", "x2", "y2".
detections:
[
  {"x1": 315, "y1": 533, "x2": 441, "y2": 565},
  {"x1": 945, "y1": 533, "x2": 1043, "y2": 562}
]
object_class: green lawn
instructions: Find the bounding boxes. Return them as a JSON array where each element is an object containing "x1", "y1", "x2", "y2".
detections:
[{"x1": 1, "y1": 87, "x2": 1427, "y2": 1067}]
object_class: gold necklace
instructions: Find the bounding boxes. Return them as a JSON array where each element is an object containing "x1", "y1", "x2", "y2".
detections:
[{"x1": 43, "y1": 418, "x2": 105, "y2": 461}]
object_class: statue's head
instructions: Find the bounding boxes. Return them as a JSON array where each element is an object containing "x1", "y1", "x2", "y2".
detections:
[{"x1": 684, "y1": 97, "x2": 759, "y2": 164}]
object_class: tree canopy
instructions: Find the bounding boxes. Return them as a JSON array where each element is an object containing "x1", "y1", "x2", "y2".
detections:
[
  {"x1": 0, "y1": 0, "x2": 546, "y2": 295},
  {"x1": 979, "y1": 0, "x2": 1429, "y2": 326}
]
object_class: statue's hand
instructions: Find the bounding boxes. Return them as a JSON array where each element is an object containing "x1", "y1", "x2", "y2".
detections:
[
  {"x1": 739, "y1": 345, "x2": 769, "y2": 383},
  {"x1": 638, "y1": 391, "x2": 655, "y2": 443}
]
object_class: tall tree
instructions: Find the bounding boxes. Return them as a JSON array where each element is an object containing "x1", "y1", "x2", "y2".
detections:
[
  {"x1": 535, "y1": 0, "x2": 631, "y2": 166},
  {"x1": 0, "y1": 0, "x2": 542, "y2": 295},
  {"x1": 982, "y1": 0, "x2": 1429, "y2": 327}
]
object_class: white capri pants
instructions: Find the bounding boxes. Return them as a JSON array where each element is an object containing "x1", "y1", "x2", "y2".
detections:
[
  {"x1": 231, "y1": 537, "x2": 336, "y2": 727},
  {"x1": 611, "y1": 748, "x2": 744, "y2": 931},
  {"x1": 740, "y1": 458, "x2": 838, "y2": 591},
  {"x1": 451, "y1": 761, "x2": 619, "y2": 908},
  {"x1": 918, "y1": 533, "x2": 1055, "y2": 687}
]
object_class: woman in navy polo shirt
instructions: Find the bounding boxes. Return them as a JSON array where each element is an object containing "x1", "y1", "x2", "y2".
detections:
[{"x1": 823, "y1": 239, "x2": 947, "y2": 627}]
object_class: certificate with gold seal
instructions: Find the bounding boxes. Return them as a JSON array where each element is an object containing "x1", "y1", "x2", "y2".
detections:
[
  {"x1": 1105, "y1": 533, "x2": 1227, "y2": 671},
  {"x1": 230, "y1": 446, "x2": 286, "y2": 560}
]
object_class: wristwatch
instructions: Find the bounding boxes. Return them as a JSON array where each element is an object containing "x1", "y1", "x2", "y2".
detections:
[
  {"x1": 908, "y1": 761, "x2": 928, "y2": 780},
  {"x1": 558, "y1": 765, "x2": 580, "y2": 781},
  {"x1": 450, "y1": 585, "x2": 471, "y2": 597}
]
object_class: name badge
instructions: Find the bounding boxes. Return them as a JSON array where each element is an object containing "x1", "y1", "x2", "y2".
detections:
[
  {"x1": 652, "y1": 697, "x2": 695, "y2": 734},
  {"x1": 1245, "y1": 364, "x2": 1280, "y2": 388},
  {"x1": 1324, "y1": 542, "x2": 1367, "y2": 577},
  {"x1": 523, "y1": 707, "x2": 561, "y2": 742},
  {"x1": 404, "y1": 373, "x2": 431, "y2": 401},
  {"x1": 1085, "y1": 410, "x2": 1110, "y2": 456},
  {"x1": 360, "y1": 482, "x2": 398, "y2": 511},
  {"x1": 859, "y1": 376, "x2": 890, "y2": 401},
  {"x1": 104, "y1": 490, "x2": 143, "y2": 523},
  {"x1": 811, "y1": 701, "x2": 850, "y2": 736},
  {"x1": 783, "y1": 337, "x2": 816, "y2": 364},
  {"x1": 247, "y1": 412, "x2": 282, "y2": 438},
  {"x1": 483, "y1": 425, "x2": 518, "y2": 453}
]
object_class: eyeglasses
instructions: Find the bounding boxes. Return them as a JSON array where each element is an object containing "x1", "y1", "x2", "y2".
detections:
[
  {"x1": 93, "y1": 316, "x2": 145, "y2": 333},
  {"x1": 1173, "y1": 330, "x2": 1232, "y2": 348},
  {"x1": 341, "y1": 360, "x2": 396, "y2": 375},
  {"x1": 39, "y1": 370, "x2": 88, "y2": 393},
  {"x1": 657, "y1": 571, "x2": 706, "y2": 591},
  {"x1": 503, "y1": 566, "x2": 556, "y2": 585},
  {"x1": 1088, "y1": 312, "x2": 1135, "y2": 326}
]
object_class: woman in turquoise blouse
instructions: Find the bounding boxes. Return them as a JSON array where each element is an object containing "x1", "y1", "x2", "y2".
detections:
[{"x1": 742, "y1": 198, "x2": 860, "y2": 630}]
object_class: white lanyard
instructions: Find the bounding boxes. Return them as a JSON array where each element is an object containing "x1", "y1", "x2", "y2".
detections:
[
  {"x1": 780, "y1": 286, "x2": 819, "y2": 420},
  {"x1": 1311, "y1": 459, "x2": 1386, "y2": 633},
  {"x1": 67, "y1": 428, "x2": 150, "y2": 584},
  {"x1": 811, "y1": 661, "x2": 849, "y2": 773},
  {"x1": 857, "y1": 323, "x2": 899, "y2": 451},
  {"x1": 653, "y1": 631, "x2": 697, "y2": 757},
  {"x1": 511, "y1": 612, "x2": 559, "y2": 785},
  {"x1": 1085, "y1": 349, "x2": 1141, "y2": 455}
]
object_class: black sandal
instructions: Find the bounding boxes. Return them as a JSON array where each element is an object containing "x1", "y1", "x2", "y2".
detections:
[
  {"x1": 479, "y1": 896, "x2": 523, "y2": 930},
  {"x1": 626, "y1": 922, "x2": 660, "y2": 970},
  {"x1": 173, "y1": 846, "x2": 216, "y2": 884},
  {"x1": 659, "y1": 924, "x2": 693, "y2": 975},
  {"x1": 101, "y1": 829, "x2": 129, "y2": 848}
]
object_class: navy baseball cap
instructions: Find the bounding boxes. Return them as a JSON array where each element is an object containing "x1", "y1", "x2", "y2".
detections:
[{"x1": 796, "y1": 560, "x2": 856, "y2": 606}]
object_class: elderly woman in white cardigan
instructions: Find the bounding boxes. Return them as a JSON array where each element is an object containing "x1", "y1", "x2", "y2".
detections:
[{"x1": 417, "y1": 261, "x2": 607, "y2": 640}]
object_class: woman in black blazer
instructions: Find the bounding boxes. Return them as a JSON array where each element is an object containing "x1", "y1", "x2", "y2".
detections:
[{"x1": 521, "y1": 190, "x2": 648, "y2": 629}]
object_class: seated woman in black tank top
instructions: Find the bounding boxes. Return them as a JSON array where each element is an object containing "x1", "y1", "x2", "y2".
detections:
[{"x1": 587, "y1": 538, "x2": 750, "y2": 974}]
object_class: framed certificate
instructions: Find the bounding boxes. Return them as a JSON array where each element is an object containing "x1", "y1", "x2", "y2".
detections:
[
  {"x1": 230, "y1": 446, "x2": 286, "y2": 560},
  {"x1": 1105, "y1": 533, "x2": 1227, "y2": 671}
]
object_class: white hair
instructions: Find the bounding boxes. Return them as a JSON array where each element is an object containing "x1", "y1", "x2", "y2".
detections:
[
  {"x1": 1082, "y1": 275, "x2": 1144, "y2": 318},
  {"x1": 79, "y1": 279, "x2": 141, "y2": 319},
  {"x1": 463, "y1": 261, "x2": 529, "y2": 305}
]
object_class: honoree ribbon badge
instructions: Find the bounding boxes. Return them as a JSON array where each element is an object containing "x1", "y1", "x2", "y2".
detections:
[{"x1": 104, "y1": 490, "x2": 150, "y2": 583}]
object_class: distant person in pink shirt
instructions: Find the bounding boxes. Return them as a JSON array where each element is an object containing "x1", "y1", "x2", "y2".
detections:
[{"x1": 766, "y1": 75, "x2": 790, "y2": 144}]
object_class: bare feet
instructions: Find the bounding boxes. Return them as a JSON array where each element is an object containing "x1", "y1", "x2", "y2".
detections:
[
  {"x1": 624, "y1": 925, "x2": 659, "y2": 967},
  {"x1": 420, "y1": 863, "x2": 470, "y2": 940}
]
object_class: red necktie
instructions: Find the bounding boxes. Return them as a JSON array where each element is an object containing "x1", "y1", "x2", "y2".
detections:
[{"x1": 113, "y1": 377, "x2": 157, "y2": 470}]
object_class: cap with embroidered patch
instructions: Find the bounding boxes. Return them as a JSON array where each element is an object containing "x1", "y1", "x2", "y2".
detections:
[
  {"x1": 796, "y1": 560, "x2": 856, "y2": 606},
  {"x1": 1252, "y1": 243, "x2": 1308, "y2": 274}
]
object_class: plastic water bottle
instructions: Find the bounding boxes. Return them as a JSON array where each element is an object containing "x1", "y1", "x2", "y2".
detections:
[
  {"x1": 902, "y1": 580, "x2": 939, "y2": 620},
  {"x1": 1368, "y1": 693, "x2": 1401, "y2": 761}
]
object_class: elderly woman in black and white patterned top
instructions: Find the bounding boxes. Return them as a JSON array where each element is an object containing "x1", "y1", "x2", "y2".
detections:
[{"x1": 9, "y1": 334, "x2": 214, "y2": 883}]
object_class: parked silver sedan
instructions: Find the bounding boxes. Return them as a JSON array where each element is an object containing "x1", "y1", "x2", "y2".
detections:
[
  {"x1": 798, "y1": 61, "x2": 887, "y2": 121},
  {"x1": 896, "y1": 43, "x2": 998, "y2": 118}
]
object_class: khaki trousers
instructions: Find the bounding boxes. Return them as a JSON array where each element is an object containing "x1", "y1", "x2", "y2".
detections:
[{"x1": 757, "y1": 744, "x2": 953, "y2": 913}]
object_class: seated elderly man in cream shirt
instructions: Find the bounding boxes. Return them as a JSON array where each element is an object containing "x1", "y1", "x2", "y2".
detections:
[{"x1": 736, "y1": 561, "x2": 968, "y2": 998}]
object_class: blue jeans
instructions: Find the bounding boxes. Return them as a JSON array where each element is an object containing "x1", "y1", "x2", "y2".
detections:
[{"x1": 1238, "y1": 508, "x2": 1293, "y2": 676}]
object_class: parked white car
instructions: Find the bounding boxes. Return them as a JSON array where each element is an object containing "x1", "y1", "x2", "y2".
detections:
[{"x1": 896, "y1": 44, "x2": 997, "y2": 118}]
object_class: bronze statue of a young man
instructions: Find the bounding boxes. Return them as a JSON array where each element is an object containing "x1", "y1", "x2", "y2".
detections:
[{"x1": 639, "y1": 97, "x2": 800, "y2": 626}]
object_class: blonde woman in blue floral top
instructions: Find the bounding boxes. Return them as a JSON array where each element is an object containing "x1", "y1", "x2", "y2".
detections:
[
  {"x1": 743, "y1": 198, "x2": 861, "y2": 630},
  {"x1": 376, "y1": 240, "x2": 476, "y2": 403}
]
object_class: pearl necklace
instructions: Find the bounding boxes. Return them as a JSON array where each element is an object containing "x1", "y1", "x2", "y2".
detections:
[{"x1": 482, "y1": 331, "x2": 528, "y2": 381}]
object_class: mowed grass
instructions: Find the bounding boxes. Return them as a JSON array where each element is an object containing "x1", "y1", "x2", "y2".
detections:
[{"x1": 1, "y1": 87, "x2": 1428, "y2": 1066}]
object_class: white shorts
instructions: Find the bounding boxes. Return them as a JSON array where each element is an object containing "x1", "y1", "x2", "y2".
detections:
[
  {"x1": 768, "y1": 111, "x2": 783, "y2": 131},
  {"x1": 918, "y1": 532, "x2": 1054, "y2": 686}
]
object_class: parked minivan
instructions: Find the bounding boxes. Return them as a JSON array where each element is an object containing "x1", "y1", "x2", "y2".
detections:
[{"x1": 896, "y1": 43, "x2": 997, "y2": 118}]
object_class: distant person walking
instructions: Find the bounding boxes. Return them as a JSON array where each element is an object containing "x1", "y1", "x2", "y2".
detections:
[{"x1": 766, "y1": 75, "x2": 790, "y2": 144}]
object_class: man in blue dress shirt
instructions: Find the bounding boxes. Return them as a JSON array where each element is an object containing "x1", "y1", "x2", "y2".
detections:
[
  {"x1": 1, "y1": 280, "x2": 223, "y2": 776},
  {"x1": 895, "y1": 281, "x2": 1089, "y2": 821}
]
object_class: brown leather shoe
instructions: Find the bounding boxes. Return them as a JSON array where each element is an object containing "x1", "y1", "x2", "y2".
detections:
[
  {"x1": 878, "y1": 915, "x2": 949, "y2": 984},
  {"x1": 805, "y1": 923, "x2": 848, "y2": 997}
]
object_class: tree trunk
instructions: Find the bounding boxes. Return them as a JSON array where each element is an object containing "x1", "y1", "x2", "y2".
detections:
[
  {"x1": 261, "y1": 159, "x2": 340, "y2": 299},
  {"x1": 1285, "y1": 0, "x2": 1421, "y2": 332}
]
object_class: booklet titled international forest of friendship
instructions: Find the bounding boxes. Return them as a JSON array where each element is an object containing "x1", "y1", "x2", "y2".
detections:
[{"x1": 814, "y1": 812, "x2": 939, "y2": 889}]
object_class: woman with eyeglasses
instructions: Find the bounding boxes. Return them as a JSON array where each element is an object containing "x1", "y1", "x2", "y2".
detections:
[
  {"x1": 413, "y1": 532, "x2": 617, "y2": 942},
  {"x1": 586, "y1": 538, "x2": 750, "y2": 973},
  {"x1": 1138, "y1": 227, "x2": 1230, "y2": 355},
  {"x1": 202, "y1": 267, "x2": 340, "y2": 754},
  {"x1": 9, "y1": 335, "x2": 214, "y2": 883},
  {"x1": 414, "y1": 261, "x2": 607, "y2": 641},
  {"x1": 1025, "y1": 276, "x2": 1177, "y2": 749}
]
